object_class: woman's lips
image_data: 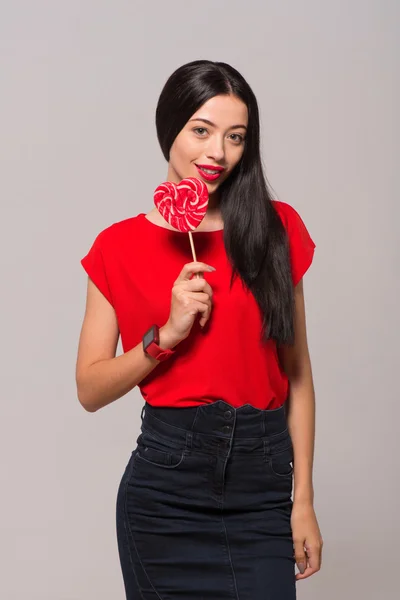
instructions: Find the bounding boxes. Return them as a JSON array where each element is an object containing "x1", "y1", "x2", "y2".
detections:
[{"x1": 195, "y1": 164, "x2": 224, "y2": 182}]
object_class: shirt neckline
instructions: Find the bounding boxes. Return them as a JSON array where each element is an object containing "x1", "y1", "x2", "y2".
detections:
[{"x1": 138, "y1": 212, "x2": 224, "y2": 234}]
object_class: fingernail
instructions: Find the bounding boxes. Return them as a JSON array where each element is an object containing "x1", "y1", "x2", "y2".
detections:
[
  {"x1": 207, "y1": 266, "x2": 216, "y2": 271},
  {"x1": 298, "y1": 563, "x2": 306, "y2": 574}
]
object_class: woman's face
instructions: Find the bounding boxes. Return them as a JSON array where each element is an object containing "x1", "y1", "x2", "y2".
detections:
[{"x1": 167, "y1": 94, "x2": 248, "y2": 199}]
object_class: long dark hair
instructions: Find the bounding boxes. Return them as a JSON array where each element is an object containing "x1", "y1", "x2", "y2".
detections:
[{"x1": 155, "y1": 60, "x2": 294, "y2": 345}]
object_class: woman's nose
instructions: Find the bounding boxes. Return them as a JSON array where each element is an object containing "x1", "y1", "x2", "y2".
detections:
[{"x1": 206, "y1": 137, "x2": 225, "y2": 162}]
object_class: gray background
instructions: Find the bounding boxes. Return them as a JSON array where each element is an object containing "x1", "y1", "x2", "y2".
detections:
[{"x1": 1, "y1": 1, "x2": 398, "y2": 598}]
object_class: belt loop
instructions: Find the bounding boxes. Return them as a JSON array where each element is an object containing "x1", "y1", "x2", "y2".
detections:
[
  {"x1": 140, "y1": 404, "x2": 145, "y2": 421},
  {"x1": 186, "y1": 431, "x2": 193, "y2": 449},
  {"x1": 263, "y1": 438, "x2": 270, "y2": 457},
  {"x1": 261, "y1": 410, "x2": 266, "y2": 435}
]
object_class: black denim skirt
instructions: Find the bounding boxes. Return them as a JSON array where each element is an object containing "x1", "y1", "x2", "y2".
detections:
[{"x1": 116, "y1": 400, "x2": 296, "y2": 599}]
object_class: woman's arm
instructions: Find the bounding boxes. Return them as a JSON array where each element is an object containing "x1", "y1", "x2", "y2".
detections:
[
  {"x1": 277, "y1": 278, "x2": 323, "y2": 579},
  {"x1": 75, "y1": 278, "x2": 178, "y2": 412},
  {"x1": 76, "y1": 260, "x2": 213, "y2": 412},
  {"x1": 277, "y1": 278, "x2": 316, "y2": 505}
]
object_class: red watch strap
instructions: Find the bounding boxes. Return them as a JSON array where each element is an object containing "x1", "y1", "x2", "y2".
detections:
[{"x1": 145, "y1": 341, "x2": 175, "y2": 362}]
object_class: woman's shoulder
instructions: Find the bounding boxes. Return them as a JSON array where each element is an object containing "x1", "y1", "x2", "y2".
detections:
[
  {"x1": 92, "y1": 213, "x2": 145, "y2": 247},
  {"x1": 271, "y1": 200, "x2": 314, "y2": 240},
  {"x1": 272, "y1": 200, "x2": 316, "y2": 284},
  {"x1": 271, "y1": 199, "x2": 304, "y2": 226}
]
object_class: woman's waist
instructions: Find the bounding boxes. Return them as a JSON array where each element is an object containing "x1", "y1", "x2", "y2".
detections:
[{"x1": 139, "y1": 399, "x2": 289, "y2": 453}]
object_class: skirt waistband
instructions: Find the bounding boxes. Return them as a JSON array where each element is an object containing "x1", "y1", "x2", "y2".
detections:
[{"x1": 141, "y1": 399, "x2": 288, "y2": 441}]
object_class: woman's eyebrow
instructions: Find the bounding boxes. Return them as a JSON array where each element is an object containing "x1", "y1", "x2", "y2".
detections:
[{"x1": 188, "y1": 117, "x2": 247, "y2": 130}]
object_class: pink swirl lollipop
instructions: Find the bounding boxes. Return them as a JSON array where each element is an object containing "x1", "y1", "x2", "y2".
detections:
[
  {"x1": 153, "y1": 177, "x2": 209, "y2": 233},
  {"x1": 153, "y1": 177, "x2": 210, "y2": 278}
]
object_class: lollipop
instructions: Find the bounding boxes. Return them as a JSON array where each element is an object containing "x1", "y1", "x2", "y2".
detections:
[
  {"x1": 154, "y1": 177, "x2": 208, "y2": 232},
  {"x1": 154, "y1": 177, "x2": 209, "y2": 277}
]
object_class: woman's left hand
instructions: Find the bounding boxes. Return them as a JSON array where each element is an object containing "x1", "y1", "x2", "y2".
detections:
[{"x1": 291, "y1": 501, "x2": 323, "y2": 580}]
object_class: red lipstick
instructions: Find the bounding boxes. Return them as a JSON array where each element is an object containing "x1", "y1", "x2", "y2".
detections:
[
  {"x1": 195, "y1": 164, "x2": 225, "y2": 182},
  {"x1": 196, "y1": 164, "x2": 225, "y2": 172}
]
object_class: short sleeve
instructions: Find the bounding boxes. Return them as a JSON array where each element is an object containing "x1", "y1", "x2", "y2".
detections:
[
  {"x1": 273, "y1": 201, "x2": 316, "y2": 286},
  {"x1": 81, "y1": 230, "x2": 114, "y2": 305}
]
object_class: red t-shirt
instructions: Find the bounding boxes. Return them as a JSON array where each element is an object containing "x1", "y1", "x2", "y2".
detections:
[{"x1": 80, "y1": 201, "x2": 315, "y2": 410}]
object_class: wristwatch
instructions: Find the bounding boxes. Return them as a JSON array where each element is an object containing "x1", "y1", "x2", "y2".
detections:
[{"x1": 142, "y1": 324, "x2": 175, "y2": 362}]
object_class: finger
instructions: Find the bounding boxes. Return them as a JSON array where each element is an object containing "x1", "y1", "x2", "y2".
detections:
[
  {"x1": 293, "y1": 540, "x2": 307, "y2": 575},
  {"x1": 176, "y1": 262, "x2": 215, "y2": 282},
  {"x1": 198, "y1": 304, "x2": 212, "y2": 327},
  {"x1": 187, "y1": 299, "x2": 211, "y2": 323},
  {"x1": 295, "y1": 565, "x2": 314, "y2": 581},
  {"x1": 181, "y1": 278, "x2": 213, "y2": 297},
  {"x1": 184, "y1": 292, "x2": 212, "y2": 305},
  {"x1": 306, "y1": 543, "x2": 322, "y2": 573},
  {"x1": 295, "y1": 545, "x2": 322, "y2": 581}
]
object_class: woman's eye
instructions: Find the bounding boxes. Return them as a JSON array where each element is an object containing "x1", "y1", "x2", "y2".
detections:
[
  {"x1": 192, "y1": 128, "x2": 244, "y2": 143},
  {"x1": 193, "y1": 127, "x2": 207, "y2": 136}
]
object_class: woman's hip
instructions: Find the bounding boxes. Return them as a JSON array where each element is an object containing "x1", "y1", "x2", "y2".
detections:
[{"x1": 123, "y1": 398, "x2": 294, "y2": 509}]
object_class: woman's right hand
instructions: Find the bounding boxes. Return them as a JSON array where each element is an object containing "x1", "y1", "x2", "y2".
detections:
[{"x1": 161, "y1": 261, "x2": 216, "y2": 347}]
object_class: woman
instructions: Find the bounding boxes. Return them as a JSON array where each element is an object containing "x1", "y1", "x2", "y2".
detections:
[{"x1": 76, "y1": 59, "x2": 323, "y2": 599}]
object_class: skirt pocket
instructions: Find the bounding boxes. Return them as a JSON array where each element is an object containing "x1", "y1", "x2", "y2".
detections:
[
  {"x1": 135, "y1": 426, "x2": 187, "y2": 470},
  {"x1": 265, "y1": 428, "x2": 294, "y2": 480},
  {"x1": 268, "y1": 446, "x2": 294, "y2": 479}
]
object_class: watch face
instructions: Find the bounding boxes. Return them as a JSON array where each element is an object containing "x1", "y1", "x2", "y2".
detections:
[{"x1": 143, "y1": 326, "x2": 155, "y2": 350}]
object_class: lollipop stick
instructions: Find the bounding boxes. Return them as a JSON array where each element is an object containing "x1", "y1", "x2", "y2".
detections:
[{"x1": 188, "y1": 231, "x2": 203, "y2": 279}]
